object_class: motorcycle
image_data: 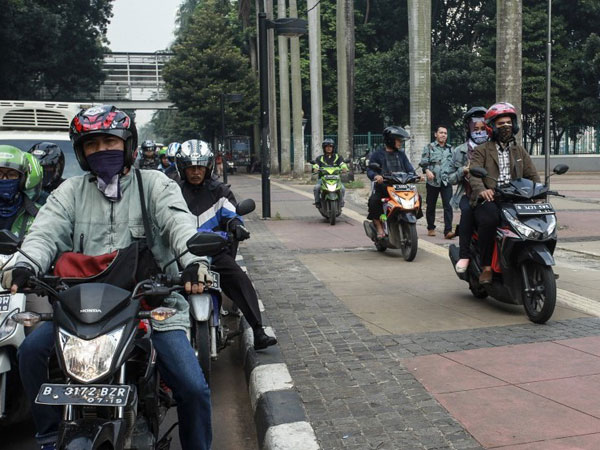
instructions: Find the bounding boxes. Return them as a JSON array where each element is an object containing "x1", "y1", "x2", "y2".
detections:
[
  {"x1": 448, "y1": 164, "x2": 569, "y2": 324},
  {"x1": 311, "y1": 163, "x2": 346, "y2": 225},
  {"x1": 358, "y1": 150, "x2": 370, "y2": 173},
  {"x1": 2, "y1": 230, "x2": 226, "y2": 449},
  {"x1": 363, "y1": 164, "x2": 422, "y2": 261},
  {"x1": 0, "y1": 252, "x2": 29, "y2": 427},
  {"x1": 189, "y1": 199, "x2": 256, "y2": 386}
]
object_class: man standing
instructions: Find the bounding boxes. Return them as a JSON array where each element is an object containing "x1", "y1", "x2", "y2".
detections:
[{"x1": 419, "y1": 126, "x2": 455, "y2": 239}]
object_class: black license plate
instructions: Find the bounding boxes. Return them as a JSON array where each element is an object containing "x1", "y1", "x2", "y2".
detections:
[
  {"x1": 36, "y1": 383, "x2": 130, "y2": 406},
  {"x1": 209, "y1": 271, "x2": 220, "y2": 290},
  {"x1": 515, "y1": 203, "x2": 554, "y2": 215},
  {"x1": 393, "y1": 184, "x2": 410, "y2": 191},
  {"x1": 0, "y1": 294, "x2": 10, "y2": 312}
]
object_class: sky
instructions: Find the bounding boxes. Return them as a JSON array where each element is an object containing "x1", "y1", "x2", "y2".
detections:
[{"x1": 106, "y1": 0, "x2": 181, "y2": 126}]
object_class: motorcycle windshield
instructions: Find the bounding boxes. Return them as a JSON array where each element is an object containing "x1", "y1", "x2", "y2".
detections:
[{"x1": 59, "y1": 283, "x2": 131, "y2": 325}]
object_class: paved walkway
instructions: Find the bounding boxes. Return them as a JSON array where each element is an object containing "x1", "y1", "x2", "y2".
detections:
[{"x1": 231, "y1": 173, "x2": 600, "y2": 449}]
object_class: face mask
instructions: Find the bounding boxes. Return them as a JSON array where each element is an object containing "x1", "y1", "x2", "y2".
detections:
[
  {"x1": 0, "y1": 179, "x2": 23, "y2": 217},
  {"x1": 497, "y1": 125, "x2": 513, "y2": 143},
  {"x1": 86, "y1": 150, "x2": 125, "y2": 201},
  {"x1": 471, "y1": 130, "x2": 488, "y2": 145}
]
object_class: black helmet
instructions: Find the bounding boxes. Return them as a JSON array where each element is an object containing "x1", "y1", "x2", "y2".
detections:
[
  {"x1": 69, "y1": 105, "x2": 138, "y2": 171},
  {"x1": 28, "y1": 142, "x2": 65, "y2": 189},
  {"x1": 383, "y1": 126, "x2": 410, "y2": 149},
  {"x1": 141, "y1": 140, "x2": 157, "y2": 154},
  {"x1": 463, "y1": 106, "x2": 487, "y2": 140},
  {"x1": 175, "y1": 140, "x2": 214, "y2": 182},
  {"x1": 322, "y1": 138, "x2": 335, "y2": 151}
]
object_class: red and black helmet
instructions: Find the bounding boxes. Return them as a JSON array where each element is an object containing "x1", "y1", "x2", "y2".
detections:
[
  {"x1": 484, "y1": 102, "x2": 520, "y2": 139},
  {"x1": 69, "y1": 105, "x2": 138, "y2": 171}
]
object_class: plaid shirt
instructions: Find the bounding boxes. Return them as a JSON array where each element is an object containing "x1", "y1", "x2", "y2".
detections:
[{"x1": 496, "y1": 142, "x2": 511, "y2": 185}]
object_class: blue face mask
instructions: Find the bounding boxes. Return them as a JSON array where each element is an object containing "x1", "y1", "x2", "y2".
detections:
[
  {"x1": 471, "y1": 130, "x2": 488, "y2": 145},
  {"x1": 0, "y1": 179, "x2": 23, "y2": 218}
]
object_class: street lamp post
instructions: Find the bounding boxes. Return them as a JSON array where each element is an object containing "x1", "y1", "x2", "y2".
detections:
[
  {"x1": 220, "y1": 92, "x2": 243, "y2": 184},
  {"x1": 544, "y1": 0, "x2": 552, "y2": 186},
  {"x1": 258, "y1": 12, "x2": 307, "y2": 218}
]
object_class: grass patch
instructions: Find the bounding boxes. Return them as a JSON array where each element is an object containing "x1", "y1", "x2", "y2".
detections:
[
  {"x1": 273, "y1": 211, "x2": 283, "y2": 220},
  {"x1": 345, "y1": 180, "x2": 365, "y2": 189}
]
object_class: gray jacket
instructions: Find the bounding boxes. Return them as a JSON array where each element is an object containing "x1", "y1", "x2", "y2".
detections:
[
  {"x1": 16, "y1": 169, "x2": 208, "y2": 331},
  {"x1": 419, "y1": 141, "x2": 454, "y2": 187},
  {"x1": 448, "y1": 142, "x2": 470, "y2": 209}
]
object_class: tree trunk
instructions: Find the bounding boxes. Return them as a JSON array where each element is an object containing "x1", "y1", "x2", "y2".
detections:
[
  {"x1": 308, "y1": 0, "x2": 323, "y2": 161},
  {"x1": 496, "y1": 0, "x2": 522, "y2": 143},
  {"x1": 278, "y1": 0, "x2": 291, "y2": 174},
  {"x1": 266, "y1": 0, "x2": 279, "y2": 173},
  {"x1": 407, "y1": 0, "x2": 431, "y2": 164},
  {"x1": 289, "y1": 0, "x2": 304, "y2": 177},
  {"x1": 336, "y1": 0, "x2": 355, "y2": 161}
]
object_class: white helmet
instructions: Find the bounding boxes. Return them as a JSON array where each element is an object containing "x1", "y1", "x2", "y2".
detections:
[{"x1": 175, "y1": 140, "x2": 214, "y2": 181}]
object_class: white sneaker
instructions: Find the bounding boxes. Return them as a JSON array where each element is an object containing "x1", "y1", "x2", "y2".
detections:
[{"x1": 455, "y1": 259, "x2": 469, "y2": 273}]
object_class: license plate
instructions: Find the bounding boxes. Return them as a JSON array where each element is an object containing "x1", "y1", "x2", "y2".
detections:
[
  {"x1": 36, "y1": 383, "x2": 130, "y2": 406},
  {"x1": 209, "y1": 271, "x2": 220, "y2": 290},
  {"x1": 0, "y1": 294, "x2": 10, "y2": 312},
  {"x1": 393, "y1": 184, "x2": 410, "y2": 191},
  {"x1": 515, "y1": 203, "x2": 554, "y2": 215}
]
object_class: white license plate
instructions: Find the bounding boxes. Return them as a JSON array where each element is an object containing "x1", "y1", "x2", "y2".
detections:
[
  {"x1": 0, "y1": 294, "x2": 10, "y2": 312},
  {"x1": 36, "y1": 383, "x2": 130, "y2": 406},
  {"x1": 209, "y1": 271, "x2": 220, "y2": 290},
  {"x1": 515, "y1": 203, "x2": 554, "y2": 215}
]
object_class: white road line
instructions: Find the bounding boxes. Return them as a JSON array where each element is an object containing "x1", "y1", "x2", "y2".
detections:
[
  {"x1": 249, "y1": 363, "x2": 294, "y2": 412},
  {"x1": 264, "y1": 422, "x2": 320, "y2": 450}
]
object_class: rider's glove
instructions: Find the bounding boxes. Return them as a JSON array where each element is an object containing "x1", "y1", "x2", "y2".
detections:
[
  {"x1": 234, "y1": 224, "x2": 250, "y2": 241},
  {"x1": 182, "y1": 263, "x2": 213, "y2": 287},
  {"x1": 1, "y1": 264, "x2": 35, "y2": 291}
]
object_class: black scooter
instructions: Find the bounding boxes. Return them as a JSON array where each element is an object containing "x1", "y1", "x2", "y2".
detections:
[
  {"x1": 449, "y1": 164, "x2": 569, "y2": 324},
  {"x1": 1, "y1": 230, "x2": 226, "y2": 449}
]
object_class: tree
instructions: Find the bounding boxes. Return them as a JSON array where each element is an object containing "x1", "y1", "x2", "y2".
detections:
[
  {"x1": 0, "y1": 0, "x2": 113, "y2": 100},
  {"x1": 161, "y1": 0, "x2": 258, "y2": 142}
]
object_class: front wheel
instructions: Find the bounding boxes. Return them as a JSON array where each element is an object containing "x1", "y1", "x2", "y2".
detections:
[
  {"x1": 193, "y1": 321, "x2": 211, "y2": 386},
  {"x1": 400, "y1": 222, "x2": 418, "y2": 261},
  {"x1": 328, "y1": 200, "x2": 337, "y2": 225},
  {"x1": 522, "y1": 262, "x2": 556, "y2": 324}
]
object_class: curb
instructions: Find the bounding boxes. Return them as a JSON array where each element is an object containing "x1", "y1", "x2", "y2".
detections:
[{"x1": 235, "y1": 254, "x2": 320, "y2": 450}]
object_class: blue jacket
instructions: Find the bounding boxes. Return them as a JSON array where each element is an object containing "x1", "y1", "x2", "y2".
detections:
[{"x1": 366, "y1": 147, "x2": 416, "y2": 181}]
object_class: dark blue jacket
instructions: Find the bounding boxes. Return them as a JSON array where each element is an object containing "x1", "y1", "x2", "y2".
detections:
[{"x1": 366, "y1": 147, "x2": 416, "y2": 181}]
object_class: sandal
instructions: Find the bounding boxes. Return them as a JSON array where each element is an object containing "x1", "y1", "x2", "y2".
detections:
[{"x1": 376, "y1": 232, "x2": 386, "y2": 240}]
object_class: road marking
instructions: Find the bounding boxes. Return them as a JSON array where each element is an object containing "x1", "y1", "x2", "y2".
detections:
[
  {"x1": 249, "y1": 363, "x2": 294, "y2": 412},
  {"x1": 265, "y1": 177, "x2": 600, "y2": 317},
  {"x1": 264, "y1": 422, "x2": 320, "y2": 450}
]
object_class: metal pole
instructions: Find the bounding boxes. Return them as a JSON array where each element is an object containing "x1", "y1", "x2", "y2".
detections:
[
  {"x1": 221, "y1": 93, "x2": 228, "y2": 184},
  {"x1": 259, "y1": 12, "x2": 271, "y2": 218},
  {"x1": 545, "y1": 0, "x2": 552, "y2": 186}
]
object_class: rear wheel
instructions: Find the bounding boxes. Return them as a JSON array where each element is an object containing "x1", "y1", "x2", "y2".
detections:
[
  {"x1": 194, "y1": 321, "x2": 211, "y2": 386},
  {"x1": 329, "y1": 200, "x2": 337, "y2": 225},
  {"x1": 522, "y1": 262, "x2": 556, "y2": 324},
  {"x1": 401, "y1": 222, "x2": 418, "y2": 261}
]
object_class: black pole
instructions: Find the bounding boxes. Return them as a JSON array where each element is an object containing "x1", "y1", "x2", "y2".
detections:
[
  {"x1": 544, "y1": 0, "x2": 552, "y2": 186},
  {"x1": 259, "y1": 12, "x2": 271, "y2": 218},
  {"x1": 220, "y1": 93, "x2": 228, "y2": 184}
]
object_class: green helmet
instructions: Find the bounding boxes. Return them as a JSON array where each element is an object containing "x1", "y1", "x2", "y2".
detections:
[
  {"x1": 24, "y1": 152, "x2": 43, "y2": 200},
  {"x1": 0, "y1": 145, "x2": 29, "y2": 190},
  {"x1": 158, "y1": 147, "x2": 168, "y2": 157}
]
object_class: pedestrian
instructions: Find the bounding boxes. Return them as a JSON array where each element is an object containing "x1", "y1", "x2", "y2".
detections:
[
  {"x1": 419, "y1": 125, "x2": 455, "y2": 239},
  {"x1": 215, "y1": 151, "x2": 223, "y2": 177}
]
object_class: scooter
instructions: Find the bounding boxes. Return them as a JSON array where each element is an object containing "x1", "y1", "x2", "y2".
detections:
[
  {"x1": 363, "y1": 164, "x2": 422, "y2": 261},
  {"x1": 448, "y1": 164, "x2": 569, "y2": 324},
  {"x1": 189, "y1": 199, "x2": 255, "y2": 386},
  {"x1": 311, "y1": 163, "x2": 345, "y2": 225},
  {"x1": 1, "y1": 230, "x2": 226, "y2": 449}
]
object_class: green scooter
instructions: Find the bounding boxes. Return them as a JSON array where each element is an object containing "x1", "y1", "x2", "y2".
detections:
[{"x1": 312, "y1": 164, "x2": 344, "y2": 225}]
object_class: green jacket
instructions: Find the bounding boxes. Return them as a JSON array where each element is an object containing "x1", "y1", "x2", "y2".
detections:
[
  {"x1": 10, "y1": 197, "x2": 40, "y2": 239},
  {"x1": 16, "y1": 169, "x2": 209, "y2": 332},
  {"x1": 419, "y1": 141, "x2": 454, "y2": 187}
]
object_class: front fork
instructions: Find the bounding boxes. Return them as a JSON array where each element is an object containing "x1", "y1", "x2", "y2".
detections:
[{"x1": 210, "y1": 294, "x2": 220, "y2": 359}]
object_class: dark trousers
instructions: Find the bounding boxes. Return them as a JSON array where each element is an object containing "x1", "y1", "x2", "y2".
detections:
[
  {"x1": 212, "y1": 251, "x2": 262, "y2": 329},
  {"x1": 474, "y1": 201, "x2": 501, "y2": 266},
  {"x1": 458, "y1": 195, "x2": 475, "y2": 259},
  {"x1": 367, "y1": 183, "x2": 387, "y2": 220},
  {"x1": 426, "y1": 183, "x2": 453, "y2": 234}
]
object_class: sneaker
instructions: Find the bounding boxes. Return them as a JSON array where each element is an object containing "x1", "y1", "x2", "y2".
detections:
[
  {"x1": 455, "y1": 259, "x2": 469, "y2": 273},
  {"x1": 444, "y1": 231, "x2": 456, "y2": 239},
  {"x1": 479, "y1": 267, "x2": 493, "y2": 284},
  {"x1": 314, "y1": 202, "x2": 321, "y2": 208},
  {"x1": 427, "y1": 229, "x2": 436, "y2": 237},
  {"x1": 253, "y1": 327, "x2": 277, "y2": 350}
]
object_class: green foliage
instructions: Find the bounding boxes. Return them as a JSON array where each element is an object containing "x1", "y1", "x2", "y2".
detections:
[
  {"x1": 160, "y1": 0, "x2": 258, "y2": 142},
  {"x1": 0, "y1": 0, "x2": 112, "y2": 100}
]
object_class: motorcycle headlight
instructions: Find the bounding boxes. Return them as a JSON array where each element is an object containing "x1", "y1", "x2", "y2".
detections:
[
  {"x1": 326, "y1": 183, "x2": 338, "y2": 192},
  {"x1": 58, "y1": 326, "x2": 124, "y2": 383},
  {"x1": 0, "y1": 312, "x2": 18, "y2": 342},
  {"x1": 545, "y1": 215, "x2": 557, "y2": 236},
  {"x1": 504, "y1": 212, "x2": 540, "y2": 239},
  {"x1": 400, "y1": 197, "x2": 416, "y2": 209}
]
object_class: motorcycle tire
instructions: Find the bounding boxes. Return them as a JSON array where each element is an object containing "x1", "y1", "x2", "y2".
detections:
[
  {"x1": 522, "y1": 261, "x2": 556, "y2": 324},
  {"x1": 401, "y1": 222, "x2": 418, "y2": 261},
  {"x1": 375, "y1": 240, "x2": 386, "y2": 252},
  {"x1": 329, "y1": 200, "x2": 337, "y2": 225},
  {"x1": 194, "y1": 321, "x2": 212, "y2": 386}
]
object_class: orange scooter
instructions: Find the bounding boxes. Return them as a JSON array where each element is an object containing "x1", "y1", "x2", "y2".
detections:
[{"x1": 363, "y1": 166, "x2": 422, "y2": 261}]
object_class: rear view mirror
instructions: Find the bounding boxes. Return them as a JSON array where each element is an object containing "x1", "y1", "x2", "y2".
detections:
[
  {"x1": 469, "y1": 167, "x2": 488, "y2": 179},
  {"x1": 236, "y1": 199, "x2": 256, "y2": 217},
  {"x1": 186, "y1": 232, "x2": 228, "y2": 257},
  {"x1": 0, "y1": 229, "x2": 20, "y2": 255},
  {"x1": 553, "y1": 164, "x2": 569, "y2": 175}
]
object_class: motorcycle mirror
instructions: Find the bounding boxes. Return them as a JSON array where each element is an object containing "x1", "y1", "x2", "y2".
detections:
[
  {"x1": 0, "y1": 229, "x2": 20, "y2": 255},
  {"x1": 552, "y1": 164, "x2": 569, "y2": 175},
  {"x1": 236, "y1": 199, "x2": 256, "y2": 216},
  {"x1": 368, "y1": 162, "x2": 381, "y2": 171},
  {"x1": 186, "y1": 232, "x2": 228, "y2": 257},
  {"x1": 344, "y1": 158, "x2": 352, "y2": 164},
  {"x1": 469, "y1": 167, "x2": 488, "y2": 179}
]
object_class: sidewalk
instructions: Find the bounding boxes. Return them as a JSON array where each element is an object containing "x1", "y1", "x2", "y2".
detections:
[{"x1": 232, "y1": 174, "x2": 600, "y2": 449}]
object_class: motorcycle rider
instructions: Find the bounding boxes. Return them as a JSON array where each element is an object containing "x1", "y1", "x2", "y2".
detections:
[
  {"x1": 313, "y1": 138, "x2": 348, "y2": 208},
  {"x1": 137, "y1": 139, "x2": 160, "y2": 169},
  {"x1": 367, "y1": 126, "x2": 418, "y2": 239},
  {"x1": 158, "y1": 146, "x2": 171, "y2": 172},
  {"x1": 2, "y1": 106, "x2": 214, "y2": 449},
  {"x1": 165, "y1": 142, "x2": 181, "y2": 181},
  {"x1": 175, "y1": 139, "x2": 277, "y2": 350},
  {"x1": 448, "y1": 107, "x2": 488, "y2": 273},
  {"x1": 470, "y1": 102, "x2": 540, "y2": 284},
  {"x1": 27, "y1": 142, "x2": 66, "y2": 204}
]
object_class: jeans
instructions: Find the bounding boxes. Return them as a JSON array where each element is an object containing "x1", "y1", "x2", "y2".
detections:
[
  {"x1": 426, "y1": 183, "x2": 453, "y2": 234},
  {"x1": 313, "y1": 179, "x2": 345, "y2": 206},
  {"x1": 19, "y1": 323, "x2": 212, "y2": 450},
  {"x1": 458, "y1": 195, "x2": 475, "y2": 259}
]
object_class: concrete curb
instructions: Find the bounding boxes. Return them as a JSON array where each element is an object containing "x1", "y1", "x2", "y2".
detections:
[{"x1": 235, "y1": 254, "x2": 320, "y2": 450}]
